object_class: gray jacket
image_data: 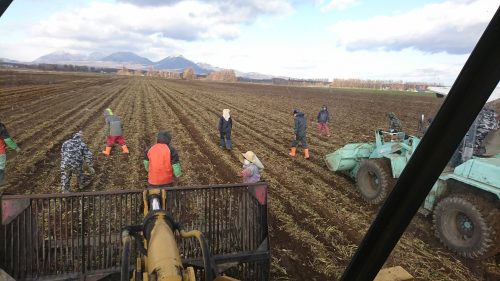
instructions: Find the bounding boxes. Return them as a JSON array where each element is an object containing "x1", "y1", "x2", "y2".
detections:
[{"x1": 105, "y1": 115, "x2": 123, "y2": 136}]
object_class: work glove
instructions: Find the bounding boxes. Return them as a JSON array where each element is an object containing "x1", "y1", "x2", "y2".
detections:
[
  {"x1": 173, "y1": 163, "x2": 182, "y2": 177},
  {"x1": 15, "y1": 147, "x2": 21, "y2": 153}
]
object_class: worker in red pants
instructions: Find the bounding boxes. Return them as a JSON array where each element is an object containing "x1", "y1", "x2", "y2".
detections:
[{"x1": 102, "y1": 108, "x2": 129, "y2": 156}]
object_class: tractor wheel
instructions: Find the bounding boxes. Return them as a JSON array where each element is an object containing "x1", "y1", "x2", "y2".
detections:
[
  {"x1": 433, "y1": 194, "x2": 499, "y2": 259},
  {"x1": 355, "y1": 159, "x2": 393, "y2": 205}
]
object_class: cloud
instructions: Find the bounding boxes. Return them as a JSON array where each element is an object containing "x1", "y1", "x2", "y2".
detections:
[
  {"x1": 22, "y1": 0, "x2": 292, "y2": 60},
  {"x1": 33, "y1": 2, "x2": 244, "y2": 41},
  {"x1": 117, "y1": 0, "x2": 294, "y2": 15},
  {"x1": 317, "y1": 0, "x2": 358, "y2": 12},
  {"x1": 117, "y1": 0, "x2": 181, "y2": 6},
  {"x1": 330, "y1": 0, "x2": 498, "y2": 54}
]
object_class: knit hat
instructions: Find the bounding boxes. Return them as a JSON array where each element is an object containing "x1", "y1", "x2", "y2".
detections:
[{"x1": 157, "y1": 131, "x2": 172, "y2": 144}]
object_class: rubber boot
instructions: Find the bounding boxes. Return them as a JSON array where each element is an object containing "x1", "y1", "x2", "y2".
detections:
[
  {"x1": 121, "y1": 145, "x2": 129, "y2": 154},
  {"x1": 102, "y1": 146, "x2": 112, "y2": 156},
  {"x1": 289, "y1": 147, "x2": 296, "y2": 157},
  {"x1": 0, "y1": 170, "x2": 5, "y2": 186},
  {"x1": 304, "y1": 148, "x2": 310, "y2": 159}
]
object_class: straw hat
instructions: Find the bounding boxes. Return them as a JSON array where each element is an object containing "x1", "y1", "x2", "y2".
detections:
[{"x1": 239, "y1": 151, "x2": 264, "y2": 169}]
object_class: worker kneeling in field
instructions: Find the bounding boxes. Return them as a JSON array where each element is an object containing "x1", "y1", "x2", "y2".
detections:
[
  {"x1": 290, "y1": 109, "x2": 309, "y2": 159},
  {"x1": 238, "y1": 151, "x2": 264, "y2": 183},
  {"x1": 102, "y1": 108, "x2": 129, "y2": 156},
  {"x1": 60, "y1": 131, "x2": 95, "y2": 193},
  {"x1": 0, "y1": 118, "x2": 21, "y2": 187},
  {"x1": 144, "y1": 131, "x2": 182, "y2": 187}
]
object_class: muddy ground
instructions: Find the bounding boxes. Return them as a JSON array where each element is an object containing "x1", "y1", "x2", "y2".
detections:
[{"x1": 0, "y1": 70, "x2": 498, "y2": 280}]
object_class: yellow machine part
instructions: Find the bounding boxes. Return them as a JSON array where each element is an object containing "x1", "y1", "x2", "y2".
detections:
[
  {"x1": 146, "y1": 214, "x2": 184, "y2": 281},
  {"x1": 138, "y1": 189, "x2": 239, "y2": 281},
  {"x1": 183, "y1": 267, "x2": 196, "y2": 281}
]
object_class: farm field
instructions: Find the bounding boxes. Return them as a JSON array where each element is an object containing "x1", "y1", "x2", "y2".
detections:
[{"x1": 0, "y1": 70, "x2": 498, "y2": 280}]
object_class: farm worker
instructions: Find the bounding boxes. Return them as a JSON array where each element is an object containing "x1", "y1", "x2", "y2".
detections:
[
  {"x1": 387, "y1": 112, "x2": 403, "y2": 133},
  {"x1": 238, "y1": 151, "x2": 264, "y2": 183},
  {"x1": 317, "y1": 105, "x2": 330, "y2": 137},
  {"x1": 0, "y1": 119, "x2": 21, "y2": 187},
  {"x1": 217, "y1": 109, "x2": 233, "y2": 150},
  {"x1": 102, "y1": 108, "x2": 129, "y2": 156},
  {"x1": 60, "y1": 131, "x2": 95, "y2": 193},
  {"x1": 144, "y1": 131, "x2": 182, "y2": 187},
  {"x1": 289, "y1": 109, "x2": 309, "y2": 159}
]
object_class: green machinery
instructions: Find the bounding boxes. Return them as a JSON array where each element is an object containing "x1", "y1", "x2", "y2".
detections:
[
  {"x1": 325, "y1": 129, "x2": 500, "y2": 259},
  {"x1": 325, "y1": 129, "x2": 420, "y2": 204}
]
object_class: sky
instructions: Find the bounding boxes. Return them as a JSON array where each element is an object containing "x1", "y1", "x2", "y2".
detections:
[{"x1": 0, "y1": 0, "x2": 498, "y2": 85}]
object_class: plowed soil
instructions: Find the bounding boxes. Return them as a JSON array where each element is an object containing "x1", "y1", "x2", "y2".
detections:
[{"x1": 1, "y1": 70, "x2": 498, "y2": 280}]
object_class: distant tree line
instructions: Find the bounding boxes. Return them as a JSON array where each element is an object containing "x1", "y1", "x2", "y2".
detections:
[
  {"x1": 331, "y1": 78, "x2": 440, "y2": 91},
  {"x1": 0, "y1": 62, "x2": 118, "y2": 73}
]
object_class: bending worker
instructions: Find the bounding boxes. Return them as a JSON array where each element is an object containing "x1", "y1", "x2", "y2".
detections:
[
  {"x1": 60, "y1": 131, "x2": 94, "y2": 193},
  {"x1": 144, "y1": 131, "x2": 182, "y2": 187},
  {"x1": 103, "y1": 108, "x2": 129, "y2": 156}
]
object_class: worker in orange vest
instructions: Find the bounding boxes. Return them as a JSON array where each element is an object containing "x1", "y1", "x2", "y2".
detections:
[{"x1": 144, "y1": 131, "x2": 182, "y2": 186}]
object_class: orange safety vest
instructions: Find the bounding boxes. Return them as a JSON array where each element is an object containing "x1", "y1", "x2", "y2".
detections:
[{"x1": 147, "y1": 143, "x2": 173, "y2": 185}]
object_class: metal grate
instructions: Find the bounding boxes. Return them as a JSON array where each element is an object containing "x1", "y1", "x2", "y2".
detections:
[{"x1": 0, "y1": 183, "x2": 269, "y2": 281}]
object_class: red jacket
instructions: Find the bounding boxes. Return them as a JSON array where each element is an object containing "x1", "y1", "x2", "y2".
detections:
[
  {"x1": 147, "y1": 143, "x2": 173, "y2": 185},
  {"x1": 0, "y1": 139, "x2": 5, "y2": 155}
]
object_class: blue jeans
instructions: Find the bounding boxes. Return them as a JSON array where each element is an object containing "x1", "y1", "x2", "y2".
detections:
[{"x1": 220, "y1": 131, "x2": 232, "y2": 149}]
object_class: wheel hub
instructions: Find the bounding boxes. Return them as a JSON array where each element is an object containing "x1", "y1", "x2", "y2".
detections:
[
  {"x1": 368, "y1": 171, "x2": 380, "y2": 188},
  {"x1": 456, "y1": 213, "x2": 474, "y2": 238}
]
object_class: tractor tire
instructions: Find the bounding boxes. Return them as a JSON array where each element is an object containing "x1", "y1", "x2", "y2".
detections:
[
  {"x1": 355, "y1": 159, "x2": 394, "y2": 205},
  {"x1": 433, "y1": 194, "x2": 499, "y2": 259}
]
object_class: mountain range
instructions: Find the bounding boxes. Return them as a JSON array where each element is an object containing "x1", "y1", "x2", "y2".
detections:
[{"x1": 28, "y1": 51, "x2": 273, "y2": 79}]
